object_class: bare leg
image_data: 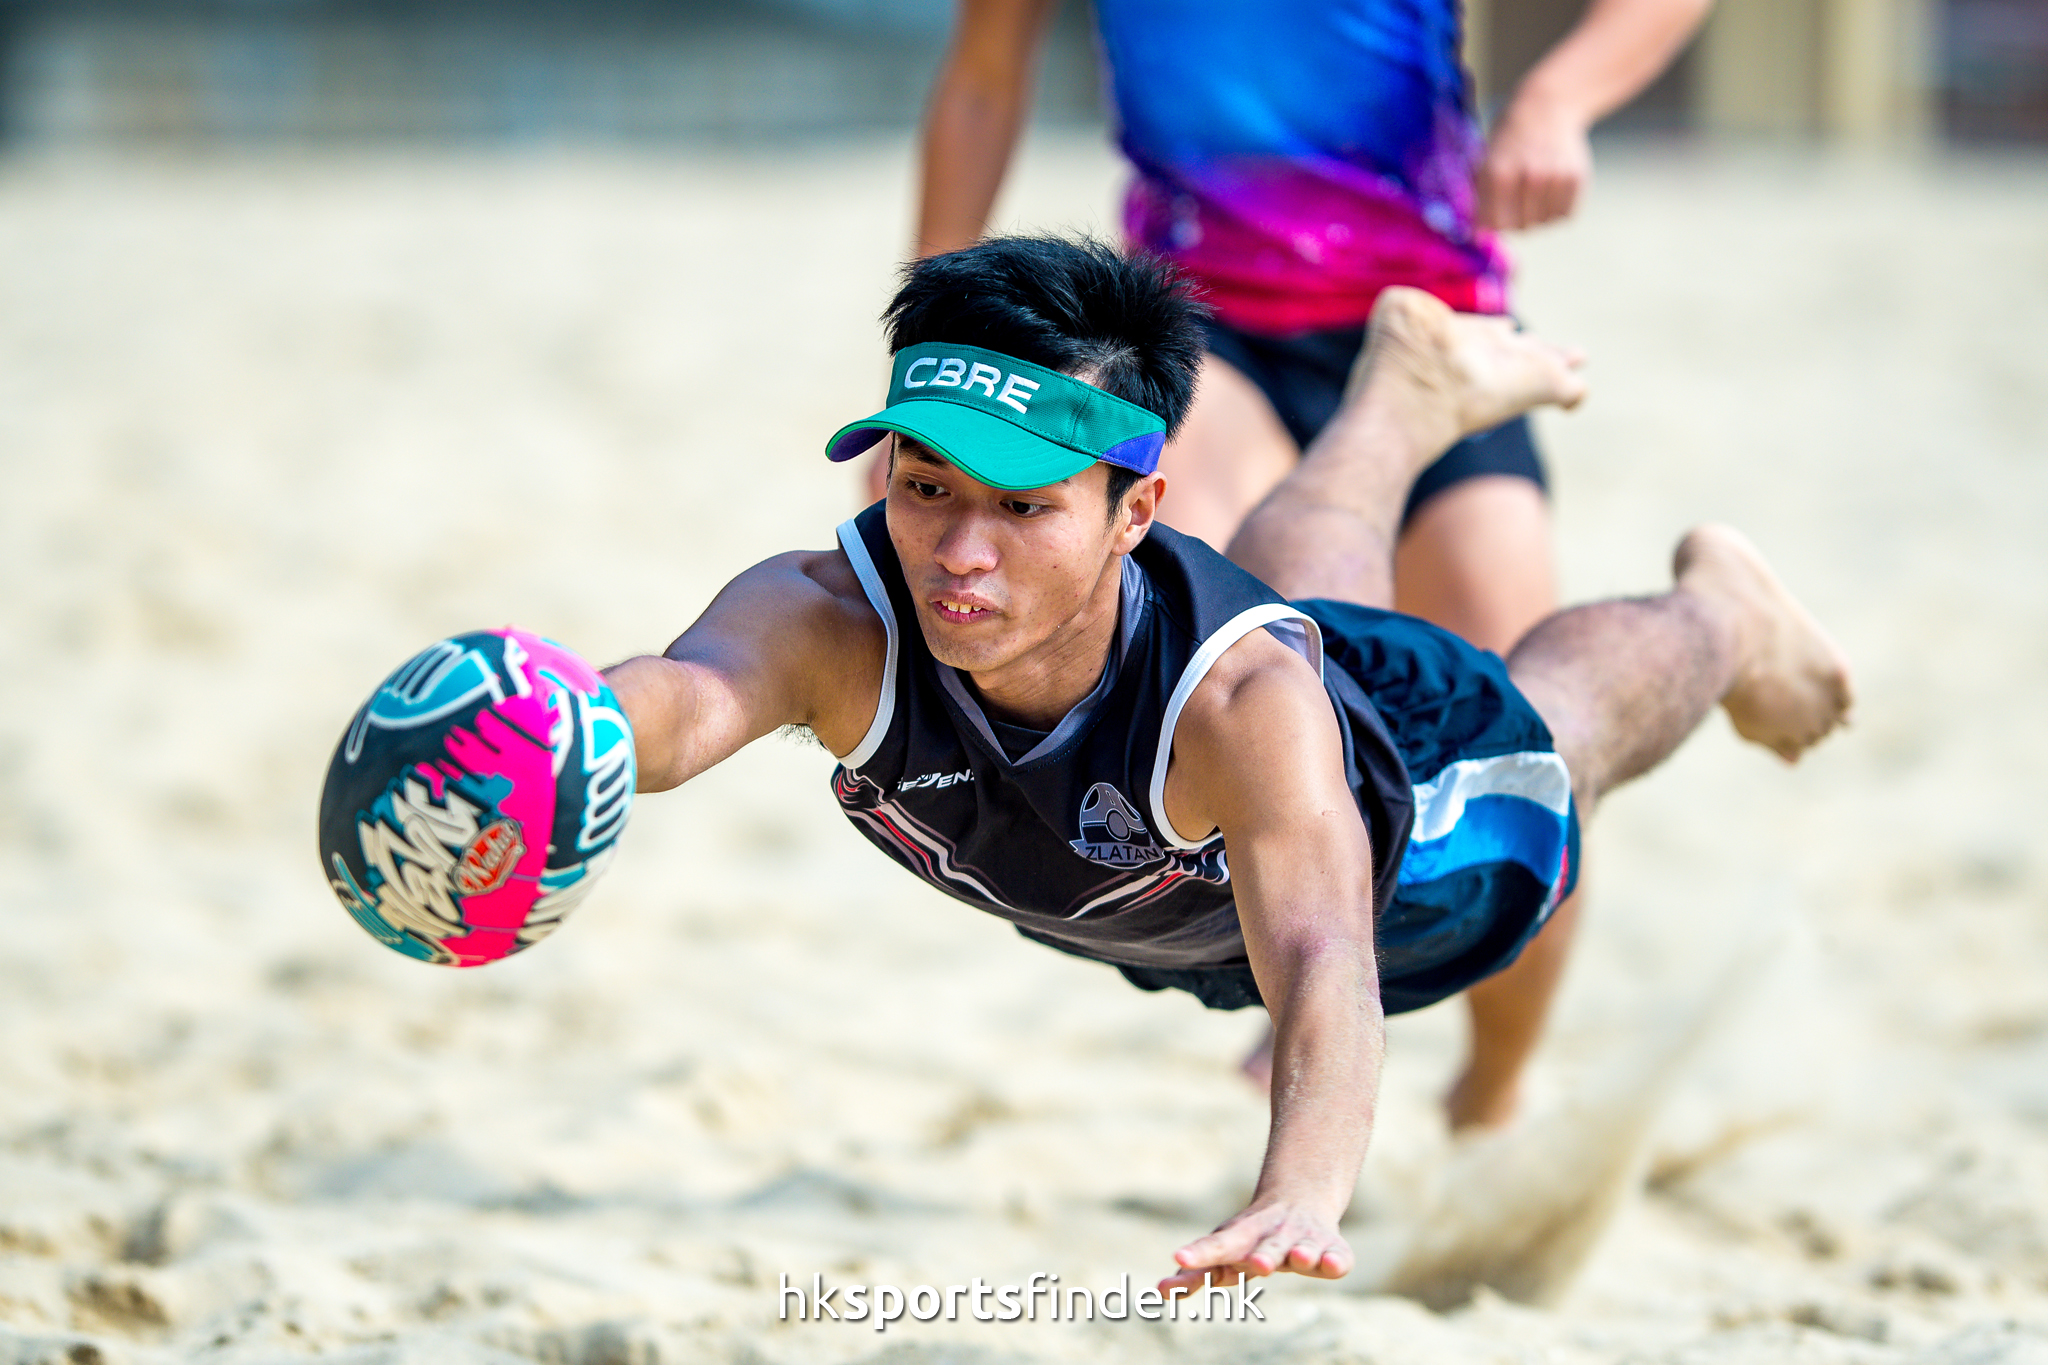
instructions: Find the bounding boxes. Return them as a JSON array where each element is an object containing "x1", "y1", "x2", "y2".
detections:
[
  {"x1": 1224, "y1": 293, "x2": 1850, "y2": 1121},
  {"x1": 1155, "y1": 355, "x2": 1300, "y2": 551},
  {"x1": 1509, "y1": 525, "x2": 1853, "y2": 813},
  {"x1": 1395, "y1": 476, "x2": 1576, "y2": 1132},
  {"x1": 1393, "y1": 476, "x2": 1557, "y2": 650},
  {"x1": 1228, "y1": 289, "x2": 1585, "y2": 604},
  {"x1": 1448, "y1": 893, "x2": 1580, "y2": 1129},
  {"x1": 1444, "y1": 528, "x2": 1852, "y2": 1129}
]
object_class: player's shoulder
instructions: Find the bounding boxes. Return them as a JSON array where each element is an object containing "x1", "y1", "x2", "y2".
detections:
[
  {"x1": 1161, "y1": 622, "x2": 1347, "y2": 841},
  {"x1": 738, "y1": 546, "x2": 886, "y2": 648},
  {"x1": 1188, "y1": 625, "x2": 1326, "y2": 718},
  {"x1": 1173, "y1": 624, "x2": 1334, "y2": 762},
  {"x1": 676, "y1": 544, "x2": 888, "y2": 755},
  {"x1": 783, "y1": 544, "x2": 869, "y2": 604}
]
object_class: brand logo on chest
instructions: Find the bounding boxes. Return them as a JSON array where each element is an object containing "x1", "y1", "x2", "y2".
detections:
[
  {"x1": 899, "y1": 768, "x2": 975, "y2": 793},
  {"x1": 1070, "y1": 782, "x2": 1167, "y2": 868}
]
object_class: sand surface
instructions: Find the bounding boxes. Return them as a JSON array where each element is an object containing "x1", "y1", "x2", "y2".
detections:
[{"x1": 2, "y1": 139, "x2": 2047, "y2": 1364}]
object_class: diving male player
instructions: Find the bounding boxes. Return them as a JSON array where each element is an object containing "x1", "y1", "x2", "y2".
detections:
[{"x1": 604, "y1": 236, "x2": 1851, "y2": 1292}]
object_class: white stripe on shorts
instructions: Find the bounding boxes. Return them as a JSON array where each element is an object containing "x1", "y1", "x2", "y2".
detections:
[{"x1": 1409, "y1": 750, "x2": 1572, "y2": 844}]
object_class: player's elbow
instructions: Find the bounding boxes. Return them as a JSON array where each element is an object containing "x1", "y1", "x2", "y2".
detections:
[{"x1": 1265, "y1": 931, "x2": 1381, "y2": 1015}]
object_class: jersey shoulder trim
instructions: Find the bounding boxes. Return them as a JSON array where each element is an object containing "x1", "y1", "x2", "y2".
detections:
[
  {"x1": 1147, "y1": 604, "x2": 1325, "y2": 850},
  {"x1": 835, "y1": 517, "x2": 900, "y2": 771}
]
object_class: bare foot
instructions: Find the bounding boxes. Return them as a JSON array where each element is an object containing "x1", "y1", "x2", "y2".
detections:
[
  {"x1": 1674, "y1": 525, "x2": 1854, "y2": 762},
  {"x1": 1345, "y1": 287, "x2": 1589, "y2": 458},
  {"x1": 1445, "y1": 1067, "x2": 1522, "y2": 1133},
  {"x1": 1240, "y1": 1021, "x2": 1274, "y2": 1093}
]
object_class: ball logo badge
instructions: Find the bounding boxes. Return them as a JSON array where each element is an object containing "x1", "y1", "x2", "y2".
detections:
[
  {"x1": 455, "y1": 818, "x2": 525, "y2": 897},
  {"x1": 319, "y1": 628, "x2": 634, "y2": 967},
  {"x1": 1070, "y1": 782, "x2": 1166, "y2": 869}
]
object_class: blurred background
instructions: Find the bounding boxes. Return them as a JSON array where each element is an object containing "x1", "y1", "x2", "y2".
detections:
[{"x1": 0, "y1": 0, "x2": 2040, "y2": 147}]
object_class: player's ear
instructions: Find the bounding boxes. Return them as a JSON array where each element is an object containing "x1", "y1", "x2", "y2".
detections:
[{"x1": 1113, "y1": 473, "x2": 1166, "y2": 554}]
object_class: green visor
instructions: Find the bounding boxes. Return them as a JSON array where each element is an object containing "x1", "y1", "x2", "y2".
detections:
[{"x1": 825, "y1": 342, "x2": 1167, "y2": 492}]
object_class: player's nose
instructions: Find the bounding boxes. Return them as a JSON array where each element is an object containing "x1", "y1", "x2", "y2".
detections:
[{"x1": 931, "y1": 513, "x2": 1000, "y2": 576}]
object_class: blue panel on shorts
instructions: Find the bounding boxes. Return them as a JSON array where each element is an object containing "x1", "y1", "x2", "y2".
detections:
[{"x1": 1398, "y1": 791, "x2": 1569, "y2": 888}]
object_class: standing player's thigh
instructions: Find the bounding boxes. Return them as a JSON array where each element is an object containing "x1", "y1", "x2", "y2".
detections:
[
  {"x1": 1394, "y1": 475, "x2": 1557, "y2": 656},
  {"x1": 1155, "y1": 354, "x2": 1300, "y2": 551}
]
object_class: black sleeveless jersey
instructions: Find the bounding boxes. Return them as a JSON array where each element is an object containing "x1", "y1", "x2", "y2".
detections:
[{"x1": 829, "y1": 503, "x2": 1415, "y2": 971}]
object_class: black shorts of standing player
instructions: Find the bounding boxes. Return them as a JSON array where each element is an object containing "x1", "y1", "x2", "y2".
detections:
[{"x1": 1201, "y1": 317, "x2": 1548, "y2": 526}]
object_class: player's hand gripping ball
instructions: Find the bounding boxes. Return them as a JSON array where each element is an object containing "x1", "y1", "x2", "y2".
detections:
[{"x1": 319, "y1": 629, "x2": 635, "y2": 967}]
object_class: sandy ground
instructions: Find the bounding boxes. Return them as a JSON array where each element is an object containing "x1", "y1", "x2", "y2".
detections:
[{"x1": 2, "y1": 137, "x2": 2047, "y2": 1365}]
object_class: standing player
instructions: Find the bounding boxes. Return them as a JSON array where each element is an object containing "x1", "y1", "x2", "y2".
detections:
[
  {"x1": 609, "y1": 237, "x2": 1850, "y2": 1289},
  {"x1": 898, "y1": 0, "x2": 1715, "y2": 1125}
]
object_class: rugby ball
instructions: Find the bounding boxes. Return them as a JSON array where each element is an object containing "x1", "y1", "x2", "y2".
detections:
[{"x1": 319, "y1": 628, "x2": 635, "y2": 966}]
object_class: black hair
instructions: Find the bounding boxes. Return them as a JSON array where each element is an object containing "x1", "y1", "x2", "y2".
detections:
[{"x1": 882, "y1": 236, "x2": 1206, "y2": 519}]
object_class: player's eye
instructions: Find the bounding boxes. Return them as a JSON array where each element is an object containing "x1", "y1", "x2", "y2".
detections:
[
  {"x1": 903, "y1": 478, "x2": 943, "y2": 499},
  {"x1": 1003, "y1": 499, "x2": 1046, "y2": 517}
]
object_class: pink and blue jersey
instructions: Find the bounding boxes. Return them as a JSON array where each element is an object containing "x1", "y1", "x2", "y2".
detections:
[{"x1": 1097, "y1": 0, "x2": 1509, "y2": 335}]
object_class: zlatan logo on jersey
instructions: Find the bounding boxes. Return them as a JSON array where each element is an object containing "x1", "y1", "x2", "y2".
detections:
[{"x1": 1069, "y1": 783, "x2": 1167, "y2": 869}]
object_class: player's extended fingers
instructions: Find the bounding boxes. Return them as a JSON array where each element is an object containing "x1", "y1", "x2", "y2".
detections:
[
  {"x1": 1173, "y1": 1222, "x2": 1263, "y2": 1271},
  {"x1": 1311, "y1": 1239, "x2": 1356, "y2": 1279},
  {"x1": 1282, "y1": 1232, "x2": 1355, "y2": 1279},
  {"x1": 1283, "y1": 1240, "x2": 1325, "y2": 1272},
  {"x1": 1248, "y1": 1227, "x2": 1309, "y2": 1275}
]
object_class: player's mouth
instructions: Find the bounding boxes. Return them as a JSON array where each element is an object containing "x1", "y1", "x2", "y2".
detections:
[{"x1": 932, "y1": 597, "x2": 997, "y2": 624}]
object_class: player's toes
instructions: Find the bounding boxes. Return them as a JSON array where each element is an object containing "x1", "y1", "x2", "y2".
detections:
[
  {"x1": 1543, "y1": 346, "x2": 1590, "y2": 409},
  {"x1": 1677, "y1": 524, "x2": 1854, "y2": 762},
  {"x1": 1731, "y1": 655, "x2": 1852, "y2": 761}
]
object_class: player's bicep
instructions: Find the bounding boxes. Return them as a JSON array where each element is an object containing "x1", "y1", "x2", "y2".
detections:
[
  {"x1": 659, "y1": 550, "x2": 885, "y2": 773},
  {"x1": 1172, "y1": 650, "x2": 1377, "y2": 959}
]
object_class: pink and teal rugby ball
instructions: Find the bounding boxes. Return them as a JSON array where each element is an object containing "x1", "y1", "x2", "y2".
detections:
[{"x1": 319, "y1": 629, "x2": 635, "y2": 967}]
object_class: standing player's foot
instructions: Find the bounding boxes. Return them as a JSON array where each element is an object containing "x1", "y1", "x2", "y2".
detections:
[
  {"x1": 1444, "y1": 1067, "x2": 1522, "y2": 1133},
  {"x1": 1344, "y1": 287, "x2": 1588, "y2": 463},
  {"x1": 1674, "y1": 525, "x2": 1855, "y2": 761}
]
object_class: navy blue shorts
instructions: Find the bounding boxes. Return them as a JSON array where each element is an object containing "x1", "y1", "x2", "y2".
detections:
[
  {"x1": 1117, "y1": 604, "x2": 1580, "y2": 1017},
  {"x1": 1200, "y1": 317, "x2": 1548, "y2": 526}
]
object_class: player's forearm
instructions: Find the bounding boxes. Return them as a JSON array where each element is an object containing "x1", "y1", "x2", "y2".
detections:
[
  {"x1": 1252, "y1": 939, "x2": 1386, "y2": 1216},
  {"x1": 916, "y1": 72, "x2": 1032, "y2": 257},
  {"x1": 1509, "y1": 0, "x2": 1713, "y2": 128},
  {"x1": 603, "y1": 654, "x2": 739, "y2": 793}
]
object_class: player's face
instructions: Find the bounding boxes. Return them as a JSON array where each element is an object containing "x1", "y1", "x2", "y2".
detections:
[{"x1": 885, "y1": 440, "x2": 1150, "y2": 684}]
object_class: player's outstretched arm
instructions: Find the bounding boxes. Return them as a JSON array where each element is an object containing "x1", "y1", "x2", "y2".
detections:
[
  {"x1": 605, "y1": 549, "x2": 886, "y2": 793},
  {"x1": 1156, "y1": 630, "x2": 1383, "y2": 1292}
]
